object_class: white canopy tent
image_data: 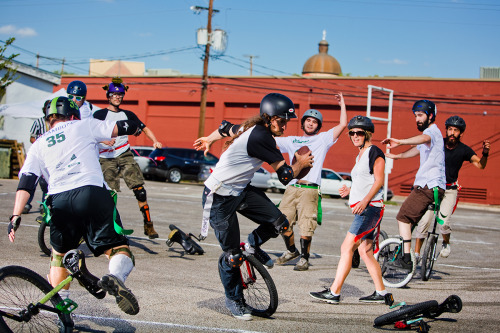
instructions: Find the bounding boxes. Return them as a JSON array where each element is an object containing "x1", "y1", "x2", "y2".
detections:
[{"x1": 0, "y1": 89, "x2": 67, "y2": 151}]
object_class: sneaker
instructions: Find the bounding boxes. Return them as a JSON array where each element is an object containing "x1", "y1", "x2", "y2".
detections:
[
  {"x1": 386, "y1": 256, "x2": 413, "y2": 272},
  {"x1": 294, "y1": 257, "x2": 309, "y2": 271},
  {"x1": 275, "y1": 249, "x2": 300, "y2": 265},
  {"x1": 440, "y1": 243, "x2": 451, "y2": 258},
  {"x1": 98, "y1": 274, "x2": 140, "y2": 315},
  {"x1": 352, "y1": 249, "x2": 360, "y2": 268},
  {"x1": 144, "y1": 222, "x2": 159, "y2": 239},
  {"x1": 309, "y1": 288, "x2": 340, "y2": 304},
  {"x1": 359, "y1": 291, "x2": 388, "y2": 303},
  {"x1": 225, "y1": 297, "x2": 253, "y2": 320},
  {"x1": 244, "y1": 243, "x2": 274, "y2": 268}
]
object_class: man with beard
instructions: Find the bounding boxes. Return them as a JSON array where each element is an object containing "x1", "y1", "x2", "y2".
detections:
[
  {"x1": 381, "y1": 100, "x2": 445, "y2": 270},
  {"x1": 94, "y1": 78, "x2": 162, "y2": 239},
  {"x1": 414, "y1": 116, "x2": 490, "y2": 260},
  {"x1": 273, "y1": 92, "x2": 347, "y2": 271}
]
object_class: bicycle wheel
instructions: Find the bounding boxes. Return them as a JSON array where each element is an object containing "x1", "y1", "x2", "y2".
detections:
[
  {"x1": 0, "y1": 265, "x2": 73, "y2": 333},
  {"x1": 374, "y1": 300, "x2": 439, "y2": 326},
  {"x1": 421, "y1": 234, "x2": 438, "y2": 281},
  {"x1": 240, "y1": 254, "x2": 278, "y2": 317},
  {"x1": 375, "y1": 238, "x2": 416, "y2": 288},
  {"x1": 38, "y1": 222, "x2": 52, "y2": 256}
]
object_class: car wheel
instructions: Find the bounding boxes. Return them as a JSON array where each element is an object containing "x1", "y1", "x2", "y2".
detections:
[{"x1": 167, "y1": 168, "x2": 182, "y2": 183}]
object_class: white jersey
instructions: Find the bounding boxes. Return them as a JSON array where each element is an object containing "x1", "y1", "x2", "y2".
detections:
[
  {"x1": 275, "y1": 127, "x2": 336, "y2": 185},
  {"x1": 348, "y1": 145, "x2": 385, "y2": 206},
  {"x1": 414, "y1": 123, "x2": 446, "y2": 190},
  {"x1": 79, "y1": 101, "x2": 94, "y2": 119},
  {"x1": 20, "y1": 118, "x2": 116, "y2": 195}
]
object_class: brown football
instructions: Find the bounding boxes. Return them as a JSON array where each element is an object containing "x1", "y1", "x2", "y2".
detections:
[{"x1": 291, "y1": 146, "x2": 311, "y2": 179}]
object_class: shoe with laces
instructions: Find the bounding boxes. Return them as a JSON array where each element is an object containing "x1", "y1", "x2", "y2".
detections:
[
  {"x1": 294, "y1": 257, "x2": 309, "y2": 271},
  {"x1": 359, "y1": 291, "x2": 393, "y2": 303},
  {"x1": 440, "y1": 243, "x2": 451, "y2": 258},
  {"x1": 275, "y1": 249, "x2": 300, "y2": 265},
  {"x1": 386, "y1": 255, "x2": 413, "y2": 272},
  {"x1": 225, "y1": 297, "x2": 253, "y2": 320},
  {"x1": 144, "y1": 222, "x2": 159, "y2": 239},
  {"x1": 309, "y1": 288, "x2": 340, "y2": 304},
  {"x1": 98, "y1": 274, "x2": 140, "y2": 315},
  {"x1": 244, "y1": 243, "x2": 274, "y2": 268}
]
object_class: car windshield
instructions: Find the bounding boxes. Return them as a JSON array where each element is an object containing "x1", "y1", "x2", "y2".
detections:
[{"x1": 322, "y1": 170, "x2": 341, "y2": 181}]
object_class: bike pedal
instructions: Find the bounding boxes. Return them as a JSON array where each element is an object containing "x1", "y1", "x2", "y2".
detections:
[
  {"x1": 56, "y1": 298, "x2": 78, "y2": 314},
  {"x1": 384, "y1": 293, "x2": 395, "y2": 306}
]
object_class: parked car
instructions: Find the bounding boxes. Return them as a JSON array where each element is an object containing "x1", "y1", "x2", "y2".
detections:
[
  {"x1": 144, "y1": 147, "x2": 219, "y2": 183},
  {"x1": 267, "y1": 168, "x2": 352, "y2": 197},
  {"x1": 337, "y1": 171, "x2": 394, "y2": 200},
  {"x1": 250, "y1": 167, "x2": 272, "y2": 190},
  {"x1": 131, "y1": 146, "x2": 155, "y2": 173}
]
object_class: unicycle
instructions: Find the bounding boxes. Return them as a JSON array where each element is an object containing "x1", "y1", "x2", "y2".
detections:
[
  {"x1": 375, "y1": 237, "x2": 417, "y2": 288},
  {"x1": 352, "y1": 229, "x2": 388, "y2": 268},
  {"x1": 166, "y1": 224, "x2": 204, "y2": 255},
  {"x1": 239, "y1": 242, "x2": 278, "y2": 317},
  {"x1": 421, "y1": 204, "x2": 440, "y2": 281},
  {"x1": 374, "y1": 294, "x2": 462, "y2": 327}
]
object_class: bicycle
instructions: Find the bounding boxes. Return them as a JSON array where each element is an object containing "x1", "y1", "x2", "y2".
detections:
[
  {"x1": 375, "y1": 235, "x2": 417, "y2": 288},
  {"x1": 374, "y1": 294, "x2": 462, "y2": 330},
  {"x1": 420, "y1": 203, "x2": 441, "y2": 282},
  {"x1": 239, "y1": 242, "x2": 278, "y2": 317},
  {"x1": 0, "y1": 249, "x2": 108, "y2": 332}
]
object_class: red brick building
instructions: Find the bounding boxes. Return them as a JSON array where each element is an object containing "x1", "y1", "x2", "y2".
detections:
[{"x1": 56, "y1": 76, "x2": 500, "y2": 205}]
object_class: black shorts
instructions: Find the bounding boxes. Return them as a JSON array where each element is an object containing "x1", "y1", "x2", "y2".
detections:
[{"x1": 48, "y1": 185, "x2": 129, "y2": 256}]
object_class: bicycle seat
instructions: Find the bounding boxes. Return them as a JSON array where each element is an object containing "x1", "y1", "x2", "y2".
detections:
[{"x1": 63, "y1": 250, "x2": 106, "y2": 299}]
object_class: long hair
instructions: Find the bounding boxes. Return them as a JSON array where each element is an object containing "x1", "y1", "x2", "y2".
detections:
[{"x1": 223, "y1": 115, "x2": 268, "y2": 151}]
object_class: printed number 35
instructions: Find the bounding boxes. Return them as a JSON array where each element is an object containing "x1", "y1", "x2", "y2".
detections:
[{"x1": 46, "y1": 133, "x2": 66, "y2": 147}]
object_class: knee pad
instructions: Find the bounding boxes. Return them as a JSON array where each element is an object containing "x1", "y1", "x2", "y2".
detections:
[
  {"x1": 133, "y1": 186, "x2": 147, "y2": 202},
  {"x1": 222, "y1": 249, "x2": 244, "y2": 268},
  {"x1": 109, "y1": 247, "x2": 135, "y2": 266},
  {"x1": 273, "y1": 214, "x2": 290, "y2": 235}
]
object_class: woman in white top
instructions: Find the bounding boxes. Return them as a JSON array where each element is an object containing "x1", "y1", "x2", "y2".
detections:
[{"x1": 310, "y1": 116, "x2": 392, "y2": 304}]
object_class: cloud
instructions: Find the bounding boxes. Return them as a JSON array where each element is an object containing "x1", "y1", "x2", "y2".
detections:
[
  {"x1": 379, "y1": 58, "x2": 408, "y2": 65},
  {"x1": 0, "y1": 25, "x2": 37, "y2": 37}
]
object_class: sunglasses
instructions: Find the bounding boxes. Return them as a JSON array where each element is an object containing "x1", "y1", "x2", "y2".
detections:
[
  {"x1": 68, "y1": 94, "x2": 84, "y2": 101},
  {"x1": 348, "y1": 130, "x2": 366, "y2": 137},
  {"x1": 110, "y1": 92, "x2": 125, "y2": 98}
]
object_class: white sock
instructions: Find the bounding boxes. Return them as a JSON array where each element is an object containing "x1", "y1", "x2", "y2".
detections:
[
  {"x1": 376, "y1": 290, "x2": 387, "y2": 296},
  {"x1": 108, "y1": 254, "x2": 134, "y2": 283},
  {"x1": 59, "y1": 289, "x2": 70, "y2": 299}
]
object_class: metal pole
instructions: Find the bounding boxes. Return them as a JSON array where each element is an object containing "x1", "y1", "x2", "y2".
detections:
[{"x1": 197, "y1": 0, "x2": 214, "y2": 138}]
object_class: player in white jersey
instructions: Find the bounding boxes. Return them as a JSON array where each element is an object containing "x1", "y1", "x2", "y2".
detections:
[
  {"x1": 381, "y1": 100, "x2": 445, "y2": 271},
  {"x1": 274, "y1": 92, "x2": 347, "y2": 271},
  {"x1": 310, "y1": 116, "x2": 393, "y2": 305},
  {"x1": 8, "y1": 97, "x2": 142, "y2": 327},
  {"x1": 67, "y1": 80, "x2": 94, "y2": 119},
  {"x1": 194, "y1": 93, "x2": 313, "y2": 320},
  {"x1": 94, "y1": 78, "x2": 162, "y2": 239}
]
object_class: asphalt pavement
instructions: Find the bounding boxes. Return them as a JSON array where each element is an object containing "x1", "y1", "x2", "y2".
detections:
[{"x1": 1, "y1": 179, "x2": 499, "y2": 332}]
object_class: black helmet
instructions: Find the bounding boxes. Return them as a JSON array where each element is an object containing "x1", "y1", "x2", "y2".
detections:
[
  {"x1": 348, "y1": 115, "x2": 374, "y2": 133},
  {"x1": 45, "y1": 96, "x2": 81, "y2": 120},
  {"x1": 445, "y1": 115, "x2": 466, "y2": 132},
  {"x1": 260, "y1": 93, "x2": 297, "y2": 121},
  {"x1": 412, "y1": 100, "x2": 436, "y2": 117},
  {"x1": 67, "y1": 80, "x2": 87, "y2": 96}
]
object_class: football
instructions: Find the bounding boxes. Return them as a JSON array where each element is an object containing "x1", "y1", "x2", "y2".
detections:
[{"x1": 291, "y1": 146, "x2": 311, "y2": 179}]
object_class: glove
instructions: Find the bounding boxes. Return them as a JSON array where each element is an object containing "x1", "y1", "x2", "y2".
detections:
[{"x1": 8, "y1": 215, "x2": 21, "y2": 235}]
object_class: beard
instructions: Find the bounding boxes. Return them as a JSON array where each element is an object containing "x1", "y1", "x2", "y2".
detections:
[
  {"x1": 446, "y1": 134, "x2": 460, "y2": 146},
  {"x1": 417, "y1": 121, "x2": 429, "y2": 132}
]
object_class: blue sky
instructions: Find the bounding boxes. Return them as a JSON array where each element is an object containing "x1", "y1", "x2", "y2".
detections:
[{"x1": 2, "y1": 0, "x2": 499, "y2": 79}]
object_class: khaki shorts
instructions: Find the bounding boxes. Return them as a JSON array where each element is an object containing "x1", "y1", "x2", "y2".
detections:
[
  {"x1": 415, "y1": 188, "x2": 457, "y2": 238},
  {"x1": 100, "y1": 150, "x2": 144, "y2": 192},
  {"x1": 279, "y1": 185, "x2": 319, "y2": 237},
  {"x1": 396, "y1": 185, "x2": 444, "y2": 225}
]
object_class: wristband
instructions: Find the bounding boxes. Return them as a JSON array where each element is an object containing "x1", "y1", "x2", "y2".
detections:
[{"x1": 482, "y1": 152, "x2": 489, "y2": 157}]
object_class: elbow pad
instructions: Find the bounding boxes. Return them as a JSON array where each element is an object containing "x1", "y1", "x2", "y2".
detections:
[
  {"x1": 218, "y1": 120, "x2": 234, "y2": 137},
  {"x1": 276, "y1": 164, "x2": 293, "y2": 186},
  {"x1": 17, "y1": 172, "x2": 38, "y2": 195},
  {"x1": 116, "y1": 120, "x2": 141, "y2": 136}
]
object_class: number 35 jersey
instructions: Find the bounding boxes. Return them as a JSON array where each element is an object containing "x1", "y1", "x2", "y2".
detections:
[{"x1": 20, "y1": 118, "x2": 116, "y2": 195}]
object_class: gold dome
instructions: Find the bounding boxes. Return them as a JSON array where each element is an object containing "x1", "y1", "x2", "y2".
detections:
[{"x1": 302, "y1": 39, "x2": 342, "y2": 77}]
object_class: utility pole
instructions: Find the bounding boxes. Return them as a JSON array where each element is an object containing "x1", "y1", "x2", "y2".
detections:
[
  {"x1": 244, "y1": 54, "x2": 259, "y2": 76},
  {"x1": 61, "y1": 58, "x2": 65, "y2": 74},
  {"x1": 197, "y1": 0, "x2": 214, "y2": 138}
]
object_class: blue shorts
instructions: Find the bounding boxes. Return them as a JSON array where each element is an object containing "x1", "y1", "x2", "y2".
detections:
[{"x1": 348, "y1": 205, "x2": 383, "y2": 241}]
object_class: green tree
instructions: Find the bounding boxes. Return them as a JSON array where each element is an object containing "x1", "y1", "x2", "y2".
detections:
[{"x1": 0, "y1": 37, "x2": 20, "y2": 100}]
